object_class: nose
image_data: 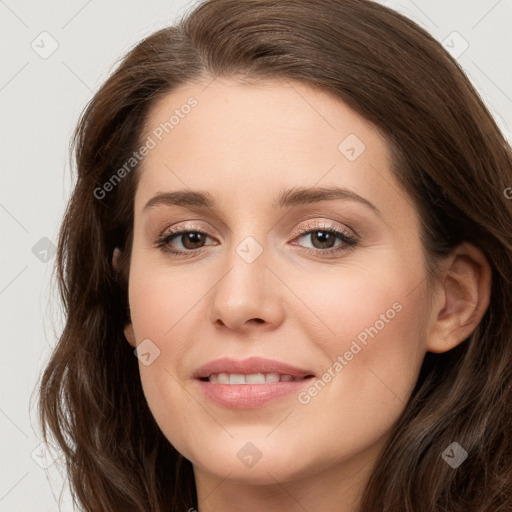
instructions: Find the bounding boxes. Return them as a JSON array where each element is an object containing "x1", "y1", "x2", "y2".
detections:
[{"x1": 207, "y1": 236, "x2": 285, "y2": 333}]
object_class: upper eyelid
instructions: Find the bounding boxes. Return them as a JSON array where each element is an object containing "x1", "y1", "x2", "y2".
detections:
[
  {"x1": 158, "y1": 219, "x2": 351, "y2": 234},
  {"x1": 293, "y1": 219, "x2": 357, "y2": 238}
]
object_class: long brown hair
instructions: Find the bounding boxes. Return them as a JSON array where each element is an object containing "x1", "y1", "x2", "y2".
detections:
[{"x1": 37, "y1": 0, "x2": 512, "y2": 510}]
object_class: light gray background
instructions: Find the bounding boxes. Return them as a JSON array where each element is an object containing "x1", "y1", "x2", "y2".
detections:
[{"x1": 1, "y1": 0, "x2": 511, "y2": 511}]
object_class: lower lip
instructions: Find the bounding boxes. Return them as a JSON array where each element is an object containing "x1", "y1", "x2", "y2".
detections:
[{"x1": 196, "y1": 378, "x2": 314, "y2": 409}]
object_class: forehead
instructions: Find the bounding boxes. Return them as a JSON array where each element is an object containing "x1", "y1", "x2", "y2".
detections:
[{"x1": 134, "y1": 77, "x2": 403, "y2": 220}]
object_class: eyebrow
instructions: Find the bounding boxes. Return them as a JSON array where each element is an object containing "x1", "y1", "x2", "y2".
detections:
[{"x1": 142, "y1": 186, "x2": 382, "y2": 217}]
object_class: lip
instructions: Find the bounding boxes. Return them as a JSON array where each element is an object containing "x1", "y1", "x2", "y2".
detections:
[
  {"x1": 192, "y1": 357, "x2": 316, "y2": 409},
  {"x1": 196, "y1": 379, "x2": 314, "y2": 409},
  {"x1": 192, "y1": 357, "x2": 314, "y2": 409},
  {"x1": 192, "y1": 356, "x2": 315, "y2": 380}
]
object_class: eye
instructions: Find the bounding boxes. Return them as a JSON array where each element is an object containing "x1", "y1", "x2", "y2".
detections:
[
  {"x1": 154, "y1": 225, "x2": 216, "y2": 256},
  {"x1": 291, "y1": 222, "x2": 359, "y2": 256},
  {"x1": 154, "y1": 221, "x2": 359, "y2": 257}
]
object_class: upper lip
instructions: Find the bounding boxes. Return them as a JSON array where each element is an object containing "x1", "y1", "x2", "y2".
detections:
[{"x1": 192, "y1": 357, "x2": 315, "y2": 379}]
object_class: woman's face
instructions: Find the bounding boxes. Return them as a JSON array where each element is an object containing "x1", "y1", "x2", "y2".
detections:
[{"x1": 124, "y1": 77, "x2": 435, "y2": 488}]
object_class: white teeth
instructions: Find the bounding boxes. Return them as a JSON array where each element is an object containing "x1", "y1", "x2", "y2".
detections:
[
  {"x1": 229, "y1": 374, "x2": 246, "y2": 384},
  {"x1": 206, "y1": 372, "x2": 307, "y2": 384},
  {"x1": 246, "y1": 373, "x2": 266, "y2": 384},
  {"x1": 217, "y1": 373, "x2": 230, "y2": 384}
]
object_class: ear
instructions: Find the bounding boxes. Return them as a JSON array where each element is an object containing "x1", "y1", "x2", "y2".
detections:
[
  {"x1": 426, "y1": 242, "x2": 491, "y2": 353},
  {"x1": 112, "y1": 247, "x2": 122, "y2": 272},
  {"x1": 112, "y1": 248, "x2": 136, "y2": 347},
  {"x1": 124, "y1": 323, "x2": 136, "y2": 348}
]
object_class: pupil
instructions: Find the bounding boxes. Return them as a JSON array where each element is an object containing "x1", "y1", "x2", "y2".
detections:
[
  {"x1": 314, "y1": 231, "x2": 334, "y2": 249},
  {"x1": 183, "y1": 232, "x2": 204, "y2": 249}
]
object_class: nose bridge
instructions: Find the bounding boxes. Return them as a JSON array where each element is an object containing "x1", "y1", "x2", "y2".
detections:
[
  {"x1": 224, "y1": 215, "x2": 272, "y2": 276},
  {"x1": 207, "y1": 225, "x2": 285, "y2": 330}
]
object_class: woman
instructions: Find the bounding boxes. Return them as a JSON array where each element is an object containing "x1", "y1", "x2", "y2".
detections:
[{"x1": 38, "y1": 0, "x2": 512, "y2": 510}]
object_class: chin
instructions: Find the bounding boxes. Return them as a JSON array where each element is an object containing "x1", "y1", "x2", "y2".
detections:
[{"x1": 187, "y1": 436, "x2": 319, "y2": 485}]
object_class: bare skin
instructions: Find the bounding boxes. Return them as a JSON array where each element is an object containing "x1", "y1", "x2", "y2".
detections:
[{"x1": 115, "y1": 77, "x2": 491, "y2": 512}]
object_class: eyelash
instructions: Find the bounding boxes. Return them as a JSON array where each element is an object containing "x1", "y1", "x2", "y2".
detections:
[{"x1": 154, "y1": 222, "x2": 359, "y2": 258}]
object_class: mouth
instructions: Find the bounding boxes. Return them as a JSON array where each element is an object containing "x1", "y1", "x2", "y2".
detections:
[
  {"x1": 192, "y1": 357, "x2": 316, "y2": 409},
  {"x1": 198, "y1": 373, "x2": 314, "y2": 384},
  {"x1": 192, "y1": 356, "x2": 315, "y2": 382}
]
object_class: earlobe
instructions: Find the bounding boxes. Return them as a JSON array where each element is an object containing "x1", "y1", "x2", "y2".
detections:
[
  {"x1": 124, "y1": 323, "x2": 136, "y2": 347},
  {"x1": 426, "y1": 242, "x2": 491, "y2": 354}
]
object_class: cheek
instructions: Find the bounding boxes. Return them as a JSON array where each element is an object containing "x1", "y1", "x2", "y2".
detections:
[
  {"x1": 127, "y1": 248, "x2": 212, "y2": 344},
  {"x1": 127, "y1": 253, "x2": 213, "y2": 458},
  {"x1": 295, "y1": 276, "x2": 428, "y2": 458},
  {"x1": 286, "y1": 252, "x2": 427, "y2": 362},
  {"x1": 287, "y1": 255, "x2": 428, "y2": 445}
]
